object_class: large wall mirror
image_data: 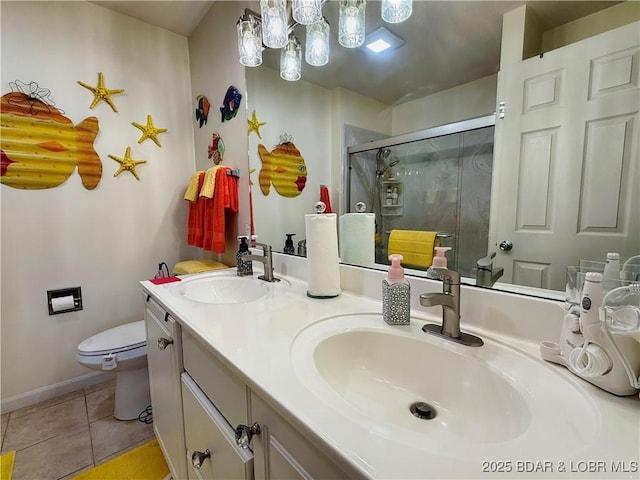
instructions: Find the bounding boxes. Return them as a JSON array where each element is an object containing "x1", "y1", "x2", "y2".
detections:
[{"x1": 245, "y1": 0, "x2": 639, "y2": 300}]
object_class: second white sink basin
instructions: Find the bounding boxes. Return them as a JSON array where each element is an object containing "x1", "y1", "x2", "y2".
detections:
[
  {"x1": 172, "y1": 273, "x2": 290, "y2": 304},
  {"x1": 291, "y1": 314, "x2": 599, "y2": 459}
]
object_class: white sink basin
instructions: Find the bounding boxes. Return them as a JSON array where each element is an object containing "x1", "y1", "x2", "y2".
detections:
[
  {"x1": 171, "y1": 274, "x2": 290, "y2": 304},
  {"x1": 291, "y1": 314, "x2": 599, "y2": 459}
]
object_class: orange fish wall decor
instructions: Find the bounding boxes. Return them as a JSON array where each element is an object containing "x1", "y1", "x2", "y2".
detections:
[
  {"x1": 257, "y1": 141, "x2": 308, "y2": 198},
  {"x1": 1, "y1": 92, "x2": 102, "y2": 190}
]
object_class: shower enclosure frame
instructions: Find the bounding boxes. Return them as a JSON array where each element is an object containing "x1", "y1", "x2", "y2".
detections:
[{"x1": 343, "y1": 114, "x2": 496, "y2": 272}]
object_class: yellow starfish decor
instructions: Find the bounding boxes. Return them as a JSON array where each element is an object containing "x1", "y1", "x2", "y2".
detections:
[
  {"x1": 132, "y1": 114, "x2": 167, "y2": 147},
  {"x1": 248, "y1": 110, "x2": 266, "y2": 139},
  {"x1": 108, "y1": 147, "x2": 147, "y2": 180},
  {"x1": 77, "y1": 72, "x2": 124, "y2": 113}
]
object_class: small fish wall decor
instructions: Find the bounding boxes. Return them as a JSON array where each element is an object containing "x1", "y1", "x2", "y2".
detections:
[
  {"x1": 77, "y1": 72, "x2": 124, "y2": 113},
  {"x1": 1, "y1": 90, "x2": 102, "y2": 190},
  {"x1": 208, "y1": 132, "x2": 225, "y2": 165},
  {"x1": 257, "y1": 139, "x2": 308, "y2": 198},
  {"x1": 220, "y1": 86, "x2": 242, "y2": 122},
  {"x1": 195, "y1": 95, "x2": 210, "y2": 127}
]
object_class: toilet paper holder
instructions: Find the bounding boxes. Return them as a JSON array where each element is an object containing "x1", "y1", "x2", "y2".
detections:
[{"x1": 47, "y1": 287, "x2": 82, "y2": 315}]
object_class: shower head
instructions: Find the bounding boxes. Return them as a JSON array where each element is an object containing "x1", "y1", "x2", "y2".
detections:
[
  {"x1": 377, "y1": 158, "x2": 399, "y2": 177},
  {"x1": 376, "y1": 148, "x2": 391, "y2": 162}
]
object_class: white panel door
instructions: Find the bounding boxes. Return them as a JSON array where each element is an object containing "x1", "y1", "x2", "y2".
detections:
[{"x1": 493, "y1": 22, "x2": 640, "y2": 291}]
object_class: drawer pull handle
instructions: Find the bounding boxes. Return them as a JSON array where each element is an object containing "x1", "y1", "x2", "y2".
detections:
[
  {"x1": 191, "y1": 449, "x2": 211, "y2": 469},
  {"x1": 157, "y1": 337, "x2": 173, "y2": 350},
  {"x1": 234, "y1": 422, "x2": 261, "y2": 448}
]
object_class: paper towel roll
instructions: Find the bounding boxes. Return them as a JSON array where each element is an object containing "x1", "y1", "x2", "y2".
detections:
[
  {"x1": 339, "y1": 213, "x2": 375, "y2": 266},
  {"x1": 51, "y1": 295, "x2": 75, "y2": 312},
  {"x1": 305, "y1": 213, "x2": 341, "y2": 298}
]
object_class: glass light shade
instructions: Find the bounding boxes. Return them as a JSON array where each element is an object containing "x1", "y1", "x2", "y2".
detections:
[
  {"x1": 261, "y1": 0, "x2": 288, "y2": 49},
  {"x1": 280, "y1": 35, "x2": 302, "y2": 81},
  {"x1": 293, "y1": 0, "x2": 322, "y2": 25},
  {"x1": 339, "y1": 0, "x2": 366, "y2": 48},
  {"x1": 381, "y1": 0, "x2": 412, "y2": 23},
  {"x1": 305, "y1": 17, "x2": 330, "y2": 66},
  {"x1": 237, "y1": 16, "x2": 263, "y2": 67}
]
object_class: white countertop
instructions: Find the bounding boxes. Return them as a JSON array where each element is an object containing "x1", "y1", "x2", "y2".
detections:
[{"x1": 141, "y1": 255, "x2": 639, "y2": 479}]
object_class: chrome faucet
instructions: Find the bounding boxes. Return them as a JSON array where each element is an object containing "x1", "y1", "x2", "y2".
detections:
[
  {"x1": 245, "y1": 242, "x2": 279, "y2": 282},
  {"x1": 419, "y1": 267, "x2": 483, "y2": 347},
  {"x1": 476, "y1": 252, "x2": 504, "y2": 288}
]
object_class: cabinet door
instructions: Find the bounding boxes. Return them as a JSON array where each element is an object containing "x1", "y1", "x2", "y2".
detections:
[
  {"x1": 251, "y1": 393, "x2": 356, "y2": 480},
  {"x1": 181, "y1": 373, "x2": 253, "y2": 480},
  {"x1": 145, "y1": 294, "x2": 187, "y2": 480}
]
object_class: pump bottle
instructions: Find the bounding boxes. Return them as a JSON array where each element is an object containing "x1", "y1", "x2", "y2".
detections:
[
  {"x1": 283, "y1": 233, "x2": 296, "y2": 255},
  {"x1": 426, "y1": 247, "x2": 451, "y2": 280},
  {"x1": 236, "y1": 236, "x2": 253, "y2": 276},
  {"x1": 383, "y1": 254, "x2": 410, "y2": 325}
]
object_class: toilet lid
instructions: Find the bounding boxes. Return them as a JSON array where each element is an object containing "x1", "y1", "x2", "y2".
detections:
[{"x1": 78, "y1": 320, "x2": 146, "y2": 356}]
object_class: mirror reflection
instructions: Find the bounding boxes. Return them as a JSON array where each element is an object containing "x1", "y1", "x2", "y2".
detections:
[{"x1": 245, "y1": 0, "x2": 639, "y2": 299}]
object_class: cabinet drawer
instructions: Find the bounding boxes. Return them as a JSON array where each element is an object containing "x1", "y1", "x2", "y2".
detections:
[
  {"x1": 182, "y1": 329, "x2": 249, "y2": 429},
  {"x1": 251, "y1": 393, "x2": 357, "y2": 480},
  {"x1": 182, "y1": 373, "x2": 253, "y2": 480}
]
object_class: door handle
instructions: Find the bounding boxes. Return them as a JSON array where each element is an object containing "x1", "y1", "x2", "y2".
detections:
[{"x1": 499, "y1": 240, "x2": 513, "y2": 252}]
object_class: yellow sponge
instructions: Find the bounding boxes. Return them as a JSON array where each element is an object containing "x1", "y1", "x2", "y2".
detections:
[{"x1": 173, "y1": 260, "x2": 229, "y2": 275}]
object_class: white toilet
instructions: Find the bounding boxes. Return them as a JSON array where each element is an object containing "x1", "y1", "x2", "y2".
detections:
[{"x1": 77, "y1": 320, "x2": 151, "y2": 421}]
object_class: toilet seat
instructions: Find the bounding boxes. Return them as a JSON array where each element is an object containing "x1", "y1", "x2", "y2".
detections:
[{"x1": 78, "y1": 320, "x2": 146, "y2": 356}]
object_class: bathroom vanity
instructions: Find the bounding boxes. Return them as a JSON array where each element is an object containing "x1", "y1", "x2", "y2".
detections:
[{"x1": 141, "y1": 253, "x2": 639, "y2": 480}]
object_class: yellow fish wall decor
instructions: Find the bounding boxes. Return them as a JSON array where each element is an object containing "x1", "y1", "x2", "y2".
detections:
[
  {"x1": 1, "y1": 92, "x2": 102, "y2": 190},
  {"x1": 257, "y1": 141, "x2": 308, "y2": 198}
]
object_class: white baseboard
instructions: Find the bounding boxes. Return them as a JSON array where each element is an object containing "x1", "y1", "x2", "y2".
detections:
[{"x1": 1, "y1": 371, "x2": 116, "y2": 414}]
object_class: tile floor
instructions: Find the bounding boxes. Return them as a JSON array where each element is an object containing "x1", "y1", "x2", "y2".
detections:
[{"x1": 1, "y1": 379, "x2": 154, "y2": 480}]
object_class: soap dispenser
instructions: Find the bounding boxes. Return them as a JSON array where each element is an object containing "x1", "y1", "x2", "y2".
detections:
[
  {"x1": 236, "y1": 236, "x2": 253, "y2": 276},
  {"x1": 383, "y1": 254, "x2": 410, "y2": 325},
  {"x1": 426, "y1": 247, "x2": 451, "y2": 280},
  {"x1": 284, "y1": 233, "x2": 296, "y2": 255}
]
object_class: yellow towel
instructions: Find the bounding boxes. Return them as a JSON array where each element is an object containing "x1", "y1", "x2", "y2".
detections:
[
  {"x1": 199, "y1": 165, "x2": 223, "y2": 199},
  {"x1": 173, "y1": 259, "x2": 229, "y2": 275},
  {"x1": 183, "y1": 171, "x2": 204, "y2": 201},
  {"x1": 388, "y1": 230, "x2": 438, "y2": 268}
]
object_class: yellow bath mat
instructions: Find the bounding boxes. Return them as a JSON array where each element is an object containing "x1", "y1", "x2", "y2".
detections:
[
  {"x1": 71, "y1": 439, "x2": 169, "y2": 480},
  {"x1": 1, "y1": 451, "x2": 15, "y2": 480},
  {"x1": 388, "y1": 230, "x2": 438, "y2": 268},
  {"x1": 173, "y1": 259, "x2": 229, "y2": 275}
]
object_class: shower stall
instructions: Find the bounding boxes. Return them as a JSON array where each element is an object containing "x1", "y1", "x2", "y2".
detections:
[{"x1": 344, "y1": 115, "x2": 495, "y2": 278}]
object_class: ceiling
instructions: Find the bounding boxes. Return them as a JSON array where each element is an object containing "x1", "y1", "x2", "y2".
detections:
[{"x1": 91, "y1": 0, "x2": 622, "y2": 105}]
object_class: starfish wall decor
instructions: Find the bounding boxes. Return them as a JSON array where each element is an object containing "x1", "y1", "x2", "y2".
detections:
[
  {"x1": 77, "y1": 72, "x2": 124, "y2": 113},
  {"x1": 248, "y1": 110, "x2": 266, "y2": 139},
  {"x1": 108, "y1": 147, "x2": 147, "y2": 180},
  {"x1": 132, "y1": 114, "x2": 167, "y2": 147}
]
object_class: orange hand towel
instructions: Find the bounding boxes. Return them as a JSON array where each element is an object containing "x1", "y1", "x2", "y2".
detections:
[{"x1": 203, "y1": 167, "x2": 238, "y2": 253}]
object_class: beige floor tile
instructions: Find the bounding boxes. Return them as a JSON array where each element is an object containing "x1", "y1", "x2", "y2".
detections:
[
  {"x1": 8, "y1": 389, "x2": 84, "y2": 420},
  {"x1": 84, "y1": 377, "x2": 116, "y2": 395},
  {"x1": 2, "y1": 397, "x2": 88, "y2": 452},
  {"x1": 95, "y1": 436, "x2": 157, "y2": 467},
  {"x1": 90, "y1": 416, "x2": 154, "y2": 463},
  {"x1": 86, "y1": 385, "x2": 115, "y2": 422},
  {"x1": 1, "y1": 413, "x2": 8, "y2": 448},
  {"x1": 11, "y1": 425, "x2": 93, "y2": 480}
]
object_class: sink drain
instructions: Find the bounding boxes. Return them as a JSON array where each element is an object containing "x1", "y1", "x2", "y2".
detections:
[{"x1": 409, "y1": 401, "x2": 437, "y2": 420}]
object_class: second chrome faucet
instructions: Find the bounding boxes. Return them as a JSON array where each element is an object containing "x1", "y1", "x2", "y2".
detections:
[{"x1": 419, "y1": 267, "x2": 483, "y2": 347}]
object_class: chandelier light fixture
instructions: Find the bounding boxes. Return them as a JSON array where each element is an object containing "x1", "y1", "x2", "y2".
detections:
[
  {"x1": 381, "y1": 0, "x2": 412, "y2": 24},
  {"x1": 237, "y1": 13, "x2": 263, "y2": 67},
  {"x1": 338, "y1": 0, "x2": 366, "y2": 48},
  {"x1": 305, "y1": 16, "x2": 330, "y2": 66},
  {"x1": 236, "y1": 0, "x2": 412, "y2": 81},
  {"x1": 292, "y1": 0, "x2": 322, "y2": 25},
  {"x1": 261, "y1": 0, "x2": 288, "y2": 48},
  {"x1": 280, "y1": 34, "x2": 302, "y2": 81}
]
